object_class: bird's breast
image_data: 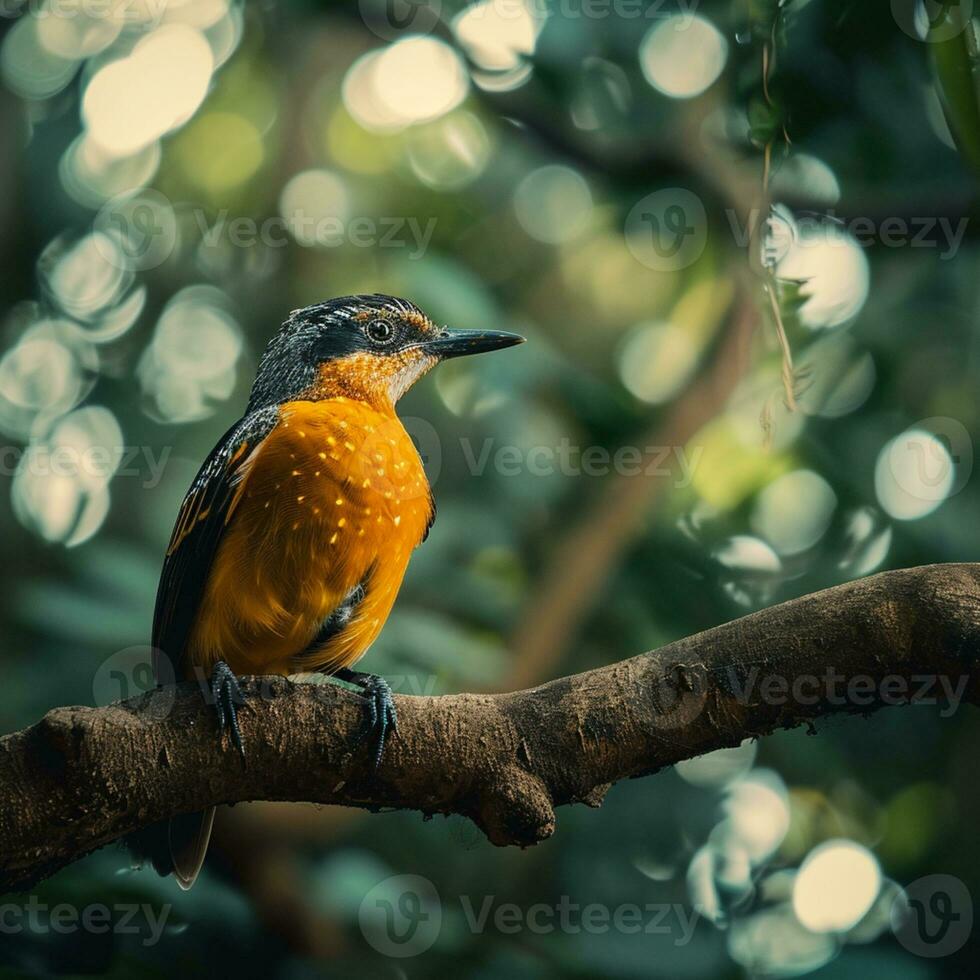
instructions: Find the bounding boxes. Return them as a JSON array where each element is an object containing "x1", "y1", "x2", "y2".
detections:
[
  {"x1": 189, "y1": 398, "x2": 433, "y2": 675},
  {"x1": 267, "y1": 399, "x2": 433, "y2": 544}
]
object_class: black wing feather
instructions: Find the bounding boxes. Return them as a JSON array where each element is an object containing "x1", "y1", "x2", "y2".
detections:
[{"x1": 152, "y1": 407, "x2": 278, "y2": 682}]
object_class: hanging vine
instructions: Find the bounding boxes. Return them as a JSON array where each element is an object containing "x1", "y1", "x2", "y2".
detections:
[{"x1": 744, "y1": 0, "x2": 808, "y2": 439}]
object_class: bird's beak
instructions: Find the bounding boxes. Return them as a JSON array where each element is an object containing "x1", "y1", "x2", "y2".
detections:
[{"x1": 423, "y1": 328, "x2": 525, "y2": 360}]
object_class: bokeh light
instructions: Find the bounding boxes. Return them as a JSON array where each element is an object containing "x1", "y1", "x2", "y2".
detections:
[
  {"x1": 751, "y1": 469, "x2": 838, "y2": 556},
  {"x1": 618, "y1": 321, "x2": 700, "y2": 404},
  {"x1": 138, "y1": 286, "x2": 242, "y2": 423},
  {"x1": 343, "y1": 38, "x2": 468, "y2": 133},
  {"x1": 770, "y1": 154, "x2": 841, "y2": 207},
  {"x1": 0, "y1": 16, "x2": 79, "y2": 101},
  {"x1": 793, "y1": 840, "x2": 881, "y2": 933},
  {"x1": 709, "y1": 527, "x2": 787, "y2": 603},
  {"x1": 688, "y1": 769, "x2": 791, "y2": 928},
  {"x1": 83, "y1": 24, "x2": 214, "y2": 157},
  {"x1": 0, "y1": 334, "x2": 79, "y2": 430},
  {"x1": 12, "y1": 406, "x2": 122, "y2": 547},
  {"x1": 729, "y1": 904, "x2": 838, "y2": 975},
  {"x1": 453, "y1": 0, "x2": 544, "y2": 72},
  {"x1": 676, "y1": 740, "x2": 758, "y2": 788},
  {"x1": 513, "y1": 165, "x2": 593, "y2": 244},
  {"x1": 797, "y1": 334, "x2": 876, "y2": 418},
  {"x1": 839, "y1": 507, "x2": 893, "y2": 576},
  {"x1": 279, "y1": 170, "x2": 352, "y2": 247},
  {"x1": 406, "y1": 112, "x2": 492, "y2": 190},
  {"x1": 60, "y1": 135, "x2": 162, "y2": 207},
  {"x1": 38, "y1": 232, "x2": 131, "y2": 322},
  {"x1": 713, "y1": 535, "x2": 782, "y2": 575},
  {"x1": 640, "y1": 15, "x2": 728, "y2": 99},
  {"x1": 875, "y1": 427, "x2": 955, "y2": 520},
  {"x1": 36, "y1": 0, "x2": 123, "y2": 60},
  {"x1": 722, "y1": 770, "x2": 791, "y2": 864},
  {"x1": 772, "y1": 213, "x2": 870, "y2": 330}
]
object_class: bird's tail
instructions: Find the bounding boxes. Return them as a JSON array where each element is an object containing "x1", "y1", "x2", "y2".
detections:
[{"x1": 124, "y1": 808, "x2": 216, "y2": 890}]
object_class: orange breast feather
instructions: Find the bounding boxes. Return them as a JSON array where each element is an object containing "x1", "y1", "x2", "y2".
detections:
[{"x1": 186, "y1": 399, "x2": 433, "y2": 677}]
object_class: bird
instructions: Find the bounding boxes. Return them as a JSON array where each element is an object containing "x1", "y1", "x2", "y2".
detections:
[{"x1": 126, "y1": 294, "x2": 524, "y2": 888}]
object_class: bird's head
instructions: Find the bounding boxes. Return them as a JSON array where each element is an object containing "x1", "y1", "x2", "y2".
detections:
[{"x1": 247, "y1": 294, "x2": 524, "y2": 411}]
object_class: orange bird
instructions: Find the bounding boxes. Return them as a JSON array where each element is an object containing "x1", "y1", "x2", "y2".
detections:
[{"x1": 127, "y1": 294, "x2": 523, "y2": 888}]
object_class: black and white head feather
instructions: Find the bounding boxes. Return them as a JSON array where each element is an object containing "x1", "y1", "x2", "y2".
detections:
[{"x1": 246, "y1": 294, "x2": 429, "y2": 411}]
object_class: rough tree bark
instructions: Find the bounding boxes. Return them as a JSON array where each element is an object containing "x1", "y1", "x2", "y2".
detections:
[{"x1": 2, "y1": 563, "x2": 979, "y2": 894}]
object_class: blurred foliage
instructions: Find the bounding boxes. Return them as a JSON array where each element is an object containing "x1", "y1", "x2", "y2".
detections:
[{"x1": 1, "y1": 0, "x2": 980, "y2": 977}]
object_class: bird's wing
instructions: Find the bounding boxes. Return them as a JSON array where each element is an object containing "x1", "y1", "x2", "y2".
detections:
[{"x1": 152, "y1": 406, "x2": 279, "y2": 682}]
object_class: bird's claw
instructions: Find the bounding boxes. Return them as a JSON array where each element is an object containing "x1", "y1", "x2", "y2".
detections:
[
  {"x1": 210, "y1": 660, "x2": 246, "y2": 759},
  {"x1": 352, "y1": 676, "x2": 397, "y2": 769}
]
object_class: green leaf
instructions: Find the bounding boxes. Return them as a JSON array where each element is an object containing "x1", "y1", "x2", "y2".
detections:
[
  {"x1": 748, "y1": 95, "x2": 784, "y2": 147},
  {"x1": 929, "y1": 2, "x2": 980, "y2": 175}
]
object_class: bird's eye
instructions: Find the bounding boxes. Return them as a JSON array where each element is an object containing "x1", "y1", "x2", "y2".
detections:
[{"x1": 365, "y1": 318, "x2": 394, "y2": 345}]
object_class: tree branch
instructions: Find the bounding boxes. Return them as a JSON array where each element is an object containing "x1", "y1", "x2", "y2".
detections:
[{"x1": 3, "y1": 563, "x2": 979, "y2": 894}]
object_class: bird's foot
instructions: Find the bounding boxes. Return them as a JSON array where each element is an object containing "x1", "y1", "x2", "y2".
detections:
[
  {"x1": 334, "y1": 669, "x2": 397, "y2": 768},
  {"x1": 210, "y1": 660, "x2": 246, "y2": 758}
]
